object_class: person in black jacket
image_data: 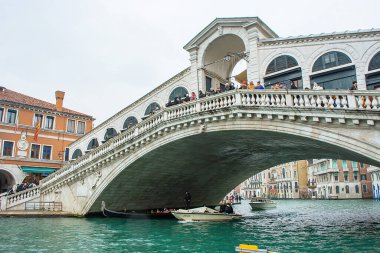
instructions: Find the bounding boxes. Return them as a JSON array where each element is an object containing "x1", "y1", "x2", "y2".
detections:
[{"x1": 184, "y1": 191, "x2": 191, "y2": 210}]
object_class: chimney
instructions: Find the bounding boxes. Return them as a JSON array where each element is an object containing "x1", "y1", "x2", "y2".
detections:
[{"x1": 55, "y1": 90, "x2": 65, "y2": 111}]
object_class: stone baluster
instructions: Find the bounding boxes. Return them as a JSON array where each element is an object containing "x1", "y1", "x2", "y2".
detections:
[
  {"x1": 299, "y1": 95, "x2": 304, "y2": 107},
  {"x1": 293, "y1": 95, "x2": 299, "y2": 107},
  {"x1": 260, "y1": 94, "x2": 266, "y2": 106},
  {"x1": 365, "y1": 96, "x2": 372, "y2": 109},
  {"x1": 372, "y1": 96, "x2": 379, "y2": 110},
  {"x1": 335, "y1": 96, "x2": 341, "y2": 108},
  {"x1": 316, "y1": 96, "x2": 322, "y2": 107},
  {"x1": 310, "y1": 95, "x2": 316, "y2": 107},
  {"x1": 304, "y1": 95, "x2": 310, "y2": 107},
  {"x1": 328, "y1": 96, "x2": 334, "y2": 108},
  {"x1": 271, "y1": 95, "x2": 276, "y2": 106}
]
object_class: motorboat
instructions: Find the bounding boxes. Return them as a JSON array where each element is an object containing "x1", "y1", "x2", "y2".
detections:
[
  {"x1": 101, "y1": 201, "x2": 173, "y2": 219},
  {"x1": 249, "y1": 197, "x2": 277, "y2": 211},
  {"x1": 171, "y1": 206, "x2": 241, "y2": 221},
  {"x1": 235, "y1": 244, "x2": 277, "y2": 253}
]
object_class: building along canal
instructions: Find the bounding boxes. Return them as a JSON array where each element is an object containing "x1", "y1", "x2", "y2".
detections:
[{"x1": 1, "y1": 199, "x2": 380, "y2": 252}]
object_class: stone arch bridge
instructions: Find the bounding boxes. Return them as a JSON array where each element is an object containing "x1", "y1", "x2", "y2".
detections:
[{"x1": 1, "y1": 89, "x2": 379, "y2": 215}]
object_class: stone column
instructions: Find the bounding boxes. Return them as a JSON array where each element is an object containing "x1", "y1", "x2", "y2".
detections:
[
  {"x1": 188, "y1": 47, "x2": 200, "y2": 93},
  {"x1": 246, "y1": 28, "x2": 260, "y2": 83}
]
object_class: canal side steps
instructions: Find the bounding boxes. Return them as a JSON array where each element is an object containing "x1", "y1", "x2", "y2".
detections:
[{"x1": 0, "y1": 187, "x2": 40, "y2": 211}]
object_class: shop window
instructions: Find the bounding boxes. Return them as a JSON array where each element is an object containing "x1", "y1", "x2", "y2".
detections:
[
  {"x1": 6, "y1": 109, "x2": 17, "y2": 124},
  {"x1": 67, "y1": 119, "x2": 76, "y2": 133},
  {"x1": 77, "y1": 121, "x2": 85, "y2": 134},
  {"x1": 72, "y1": 149, "x2": 82, "y2": 160},
  {"x1": 368, "y1": 51, "x2": 380, "y2": 71},
  {"x1": 2, "y1": 141, "x2": 14, "y2": 156},
  {"x1": 34, "y1": 114, "x2": 43, "y2": 127},
  {"x1": 144, "y1": 102, "x2": 160, "y2": 116},
  {"x1": 169, "y1": 87, "x2": 189, "y2": 102},
  {"x1": 42, "y1": 146, "x2": 52, "y2": 160},
  {"x1": 312, "y1": 51, "x2": 351, "y2": 72},
  {"x1": 30, "y1": 144, "x2": 41, "y2": 159},
  {"x1": 123, "y1": 116, "x2": 138, "y2": 130},
  {"x1": 266, "y1": 55, "x2": 298, "y2": 75},
  {"x1": 45, "y1": 116, "x2": 54, "y2": 129}
]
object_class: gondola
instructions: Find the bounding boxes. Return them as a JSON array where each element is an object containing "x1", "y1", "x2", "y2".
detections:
[{"x1": 101, "y1": 201, "x2": 173, "y2": 219}]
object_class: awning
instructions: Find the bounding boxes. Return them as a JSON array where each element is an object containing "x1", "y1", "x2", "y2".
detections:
[
  {"x1": 21, "y1": 166, "x2": 57, "y2": 174},
  {"x1": 234, "y1": 69, "x2": 247, "y2": 84}
]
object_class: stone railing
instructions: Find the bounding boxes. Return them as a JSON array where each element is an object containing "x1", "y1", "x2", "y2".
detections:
[
  {"x1": 0, "y1": 187, "x2": 40, "y2": 210},
  {"x1": 40, "y1": 89, "x2": 380, "y2": 191}
]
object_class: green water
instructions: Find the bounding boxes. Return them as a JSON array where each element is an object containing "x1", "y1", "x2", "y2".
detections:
[{"x1": 1, "y1": 200, "x2": 379, "y2": 252}]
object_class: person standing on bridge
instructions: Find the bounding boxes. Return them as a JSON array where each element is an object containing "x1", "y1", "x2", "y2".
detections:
[{"x1": 184, "y1": 191, "x2": 191, "y2": 210}]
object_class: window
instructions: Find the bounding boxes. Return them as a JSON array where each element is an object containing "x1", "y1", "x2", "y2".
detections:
[
  {"x1": 67, "y1": 120, "x2": 76, "y2": 133},
  {"x1": 169, "y1": 87, "x2": 189, "y2": 102},
  {"x1": 342, "y1": 160, "x2": 348, "y2": 171},
  {"x1": 72, "y1": 149, "x2": 82, "y2": 160},
  {"x1": 336, "y1": 186, "x2": 340, "y2": 194},
  {"x1": 332, "y1": 160, "x2": 338, "y2": 170},
  {"x1": 87, "y1": 138, "x2": 99, "y2": 150},
  {"x1": 354, "y1": 173, "x2": 358, "y2": 181},
  {"x1": 0, "y1": 108, "x2": 4, "y2": 122},
  {"x1": 144, "y1": 103, "x2": 160, "y2": 116},
  {"x1": 360, "y1": 174, "x2": 367, "y2": 181},
  {"x1": 42, "y1": 146, "x2": 52, "y2": 160},
  {"x1": 2, "y1": 141, "x2": 14, "y2": 156},
  {"x1": 123, "y1": 116, "x2": 138, "y2": 129},
  {"x1": 45, "y1": 116, "x2": 54, "y2": 129},
  {"x1": 6, "y1": 109, "x2": 17, "y2": 124},
  {"x1": 345, "y1": 185, "x2": 350, "y2": 193},
  {"x1": 77, "y1": 121, "x2": 85, "y2": 134},
  {"x1": 344, "y1": 173, "x2": 348, "y2": 182},
  {"x1": 64, "y1": 148, "x2": 69, "y2": 161},
  {"x1": 312, "y1": 51, "x2": 352, "y2": 72},
  {"x1": 368, "y1": 51, "x2": 380, "y2": 71},
  {"x1": 266, "y1": 55, "x2": 298, "y2": 75},
  {"x1": 104, "y1": 128, "x2": 117, "y2": 142},
  {"x1": 30, "y1": 144, "x2": 41, "y2": 159},
  {"x1": 34, "y1": 114, "x2": 43, "y2": 127},
  {"x1": 363, "y1": 185, "x2": 368, "y2": 193}
]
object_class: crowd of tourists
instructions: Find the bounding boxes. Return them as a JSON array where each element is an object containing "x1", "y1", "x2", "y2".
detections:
[{"x1": 7, "y1": 182, "x2": 37, "y2": 196}]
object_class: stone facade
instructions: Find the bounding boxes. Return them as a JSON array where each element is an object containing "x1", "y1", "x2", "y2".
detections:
[{"x1": 69, "y1": 17, "x2": 380, "y2": 159}]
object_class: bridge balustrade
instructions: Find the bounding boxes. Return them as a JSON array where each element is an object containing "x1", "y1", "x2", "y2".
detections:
[{"x1": 39, "y1": 89, "x2": 380, "y2": 192}]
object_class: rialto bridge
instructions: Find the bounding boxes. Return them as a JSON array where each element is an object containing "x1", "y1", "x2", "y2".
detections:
[{"x1": 1, "y1": 17, "x2": 380, "y2": 215}]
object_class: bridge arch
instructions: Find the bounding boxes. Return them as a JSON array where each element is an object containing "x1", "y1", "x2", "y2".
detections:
[
  {"x1": 81, "y1": 117, "x2": 380, "y2": 214},
  {"x1": 201, "y1": 33, "x2": 247, "y2": 90},
  {"x1": 71, "y1": 149, "x2": 83, "y2": 160},
  {"x1": 144, "y1": 102, "x2": 161, "y2": 116}
]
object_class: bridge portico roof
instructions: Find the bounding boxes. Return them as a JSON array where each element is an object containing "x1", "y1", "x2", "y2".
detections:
[{"x1": 183, "y1": 17, "x2": 279, "y2": 51}]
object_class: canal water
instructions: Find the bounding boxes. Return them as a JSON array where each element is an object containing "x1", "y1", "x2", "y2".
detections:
[{"x1": 1, "y1": 200, "x2": 379, "y2": 252}]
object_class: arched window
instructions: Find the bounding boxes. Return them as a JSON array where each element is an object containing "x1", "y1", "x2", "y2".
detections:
[
  {"x1": 72, "y1": 149, "x2": 82, "y2": 160},
  {"x1": 104, "y1": 128, "x2": 118, "y2": 142},
  {"x1": 345, "y1": 185, "x2": 350, "y2": 193},
  {"x1": 266, "y1": 55, "x2": 298, "y2": 75},
  {"x1": 312, "y1": 51, "x2": 351, "y2": 72},
  {"x1": 87, "y1": 138, "x2": 99, "y2": 150},
  {"x1": 368, "y1": 51, "x2": 380, "y2": 71},
  {"x1": 169, "y1": 87, "x2": 188, "y2": 101},
  {"x1": 123, "y1": 116, "x2": 138, "y2": 129},
  {"x1": 144, "y1": 102, "x2": 160, "y2": 116}
]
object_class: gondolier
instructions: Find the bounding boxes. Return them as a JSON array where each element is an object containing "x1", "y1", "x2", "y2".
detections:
[{"x1": 184, "y1": 191, "x2": 191, "y2": 209}]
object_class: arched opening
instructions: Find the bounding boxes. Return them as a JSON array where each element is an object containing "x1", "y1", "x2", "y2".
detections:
[
  {"x1": 202, "y1": 34, "x2": 246, "y2": 92},
  {"x1": 144, "y1": 102, "x2": 160, "y2": 116},
  {"x1": 123, "y1": 116, "x2": 138, "y2": 130},
  {"x1": 366, "y1": 51, "x2": 380, "y2": 90},
  {"x1": 87, "y1": 138, "x2": 99, "y2": 150},
  {"x1": 264, "y1": 55, "x2": 302, "y2": 89},
  {"x1": 0, "y1": 169, "x2": 16, "y2": 193},
  {"x1": 310, "y1": 51, "x2": 355, "y2": 89},
  {"x1": 72, "y1": 149, "x2": 83, "y2": 160},
  {"x1": 169, "y1": 87, "x2": 188, "y2": 101},
  {"x1": 104, "y1": 128, "x2": 118, "y2": 143}
]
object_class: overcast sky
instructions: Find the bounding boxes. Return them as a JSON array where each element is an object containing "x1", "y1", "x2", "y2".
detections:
[{"x1": 1, "y1": 0, "x2": 380, "y2": 125}]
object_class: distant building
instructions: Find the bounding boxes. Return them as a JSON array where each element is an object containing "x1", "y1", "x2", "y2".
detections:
[
  {"x1": 0, "y1": 87, "x2": 94, "y2": 193},
  {"x1": 240, "y1": 160, "x2": 308, "y2": 199},
  {"x1": 307, "y1": 159, "x2": 373, "y2": 199},
  {"x1": 368, "y1": 166, "x2": 380, "y2": 200}
]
